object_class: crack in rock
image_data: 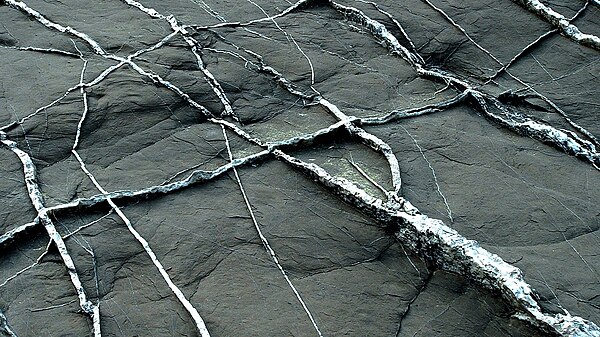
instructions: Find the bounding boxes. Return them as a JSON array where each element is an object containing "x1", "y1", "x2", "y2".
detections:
[{"x1": 1, "y1": 0, "x2": 599, "y2": 336}]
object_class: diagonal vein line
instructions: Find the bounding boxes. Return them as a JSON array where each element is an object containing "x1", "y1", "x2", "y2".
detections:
[
  {"x1": 221, "y1": 126, "x2": 324, "y2": 337},
  {"x1": 72, "y1": 150, "x2": 211, "y2": 337},
  {"x1": 0, "y1": 132, "x2": 102, "y2": 337}
]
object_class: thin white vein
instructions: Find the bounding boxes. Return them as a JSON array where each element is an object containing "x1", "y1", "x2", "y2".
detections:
[
  {"x1": 329, "y1": 1, "x2": 423, "y2": 67},
  {"x1": 491, "y1": 0, "x2": 595, "y2": 83},
  {"x1": 245, "y1": 0, "x2": 316, "y2": 86},
  {"x1": 71, "y1": 150, "x2": 211, "y2": 337},
  {"x1": 110, "y1": 55, "x2": 213, "y2": 116},
  {"x1": 401, "y1": 126, "x2": 453, "y2": 223},
  {"x1": 189, "y1": 0, "x2": 315, "y2": 29},
  {"x1": 1, "y1": 88, "x2": 75, "y2": 131},
  {"x1": 47, "y1": 150, "x2": 270, "y2": 214},
  {"x1": 347, "y1": 157, "x2": 389, "y2": 196},
  {"x1": 319, "y1": 98, "x2": 403, "y2": 199},
  {"x1": 329, "y1": 2, "x2": 600, "y2": 169},
  {"x1": 272, "y1": 148, "x2": 600, "y2": 336},
  {"x1": 291, "y1": 34, "x2": 316, "y2": 87},
  {"x1": 422, "y1": 0, "x2": 504, "y2": 66},
  {"x1": 0, "y1": 132, "x2": 101, "y2": 337},
  {"x1": 5, "y1": 0, "x2": 106, "y2": 55},
  {"x1": 355, "y1": 0, "x2": 423, "y2": 61},
  {"x1": 513, "y1": 0, "x2": 600, "y2": 50},
  {"x1": 0, "y1": 59, "x2": 126, "y2": 132},
  {"x1": 0, "y1": 27, "x2": 178, "y2": 132},
  {"x1": 0, "y1": 240, "x2": 51, "y2": 288},
  {"x1": 423, "y1": 0, "x2": 597, "y2": 147},
  {"x1": 1, "y1": 45, "x2": 79, "y2": 58},
  {"x1": 189, "y1": 0, "x2": 226, "y2": 22},
  {"x1": 119, "y1": 1, "x2": 235, "y2": 119},
  {"x1": 561, "y1": 232, "x2": 600, "y2": 283},
  {"x1": 221, "y1": 127, "x2": 324, "y2": 337},
  {"x1": 487, "y1": 29, "x2": 557, "y2": 81},
  {"x1": 123, "y1": 5, "x2": 326, "y2": 328},
  {"x1": 360, "y1": 90, "x2": 468, "y2": 125},
  {"x1": 63, "y1": 210, "x2": 114, "y2": 240},
  {"x1": 29, "y1": 299, "x2": 78, "y2": 313},
  {"x1": 246, "y1": 0, "x2": 314, "y2": 25},
  {"x1": 73, "y1": 43, "x2": 88, "y2": 151},
  {"x1": 1, "y1": 0, "x2": 181, "y2": 132}
]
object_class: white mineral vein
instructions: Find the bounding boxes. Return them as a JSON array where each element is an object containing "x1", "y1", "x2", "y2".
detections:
[
  {"x1": 0, "y1": 308, "x2": 18, "y2": 337},
  {"x1": 3, "y1": 1, "x2": 600, "y2": 336},
  {"x1": 0, "y1": 132, "x2": 102, "y2": 337},
  {"x1": 221, "y1": 127, "x2": 324, "y2": 336},
  {"x1": 512, "y1": 0, "x2": 600, "y2": 50},
  {"x1": 71, "y1": 151, "x2": 212, "y2": 337}
]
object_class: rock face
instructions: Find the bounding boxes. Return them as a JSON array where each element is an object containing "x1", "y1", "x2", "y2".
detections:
[{"x1": 1, "y1": 0, "x2": 599, "y2": 336}]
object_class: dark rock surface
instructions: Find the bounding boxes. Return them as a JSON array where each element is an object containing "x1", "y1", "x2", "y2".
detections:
[{"x1": 1, "y1": 0, "x2": 599, "y2": 336}]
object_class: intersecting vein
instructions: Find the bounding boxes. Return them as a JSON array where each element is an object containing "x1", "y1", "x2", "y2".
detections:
[
  {"x1": 0, "y1": 25, "x2": 180, "y2": 133},
  {"x1": 486, "y1": 0, "x2": 590, "y2": 82},
  {"x1": 355, "y1": 0, "x2": 423, "y2": 62},
  {"x1": 3, "y1": 0, "x2": 215, "y2": 127},
  {"x1": 512, "y1": 0, "x2": 600, "y2": 50},
  {"x1": 329, "y1": 1, "x2": 424, "y2": 67},
  {"x1": 72, "y1": 150, "x2": 211, "y2": 337},
  {"x1": 189, "y1": 0, "x2": 318, "y2": 30},
  {"x1": 421, "y1": 0, "x2": 504, "y2": 67},
  {"x1": 118, "y1": 2, "x2": 324, "y2": 331},
  {"x1": 2, "y1": 1, "x2": 599, "y2": 336},
  {"x1": 272, "y1": 147, "x2": 599, "y2": 336},
  {"x1": 318, "y1": 98, "x2": 403, "y2": 201},
  {"x1": 69, "y1": 47, "x2": 211, "y2": 334},
  {"x1": 486, "y1": 29, "x2": 558, "y2": 81},
  {"x1": 221, "y1": 126, "x2": 324, "y2": 337},
  {"x1": 0, "y1": 132, "x2": 101, "y2": 337},
  {"x1": 246, "y1": 0, "x2": 317, "y2": 87},
  {"x1": 328, "y1": 1, "x2": 600, "y2": 169},
  {"x1": 420, "y1": 0, "x2": 600, "y2": 150}
]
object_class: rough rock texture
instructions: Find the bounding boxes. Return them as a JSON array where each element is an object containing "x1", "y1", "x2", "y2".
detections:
[{"x1": 1, "y1": 0, "x2": 599, "y2": 336}]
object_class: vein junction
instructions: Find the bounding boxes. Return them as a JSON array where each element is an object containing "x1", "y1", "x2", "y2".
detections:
[{"x1": 1, "y1": 0, "x2": 599, "y2": 336}]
